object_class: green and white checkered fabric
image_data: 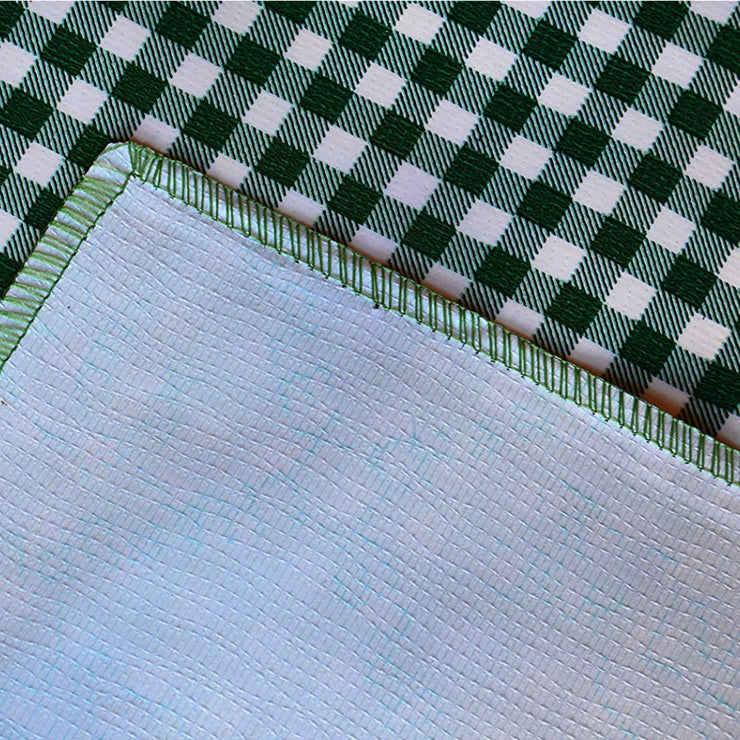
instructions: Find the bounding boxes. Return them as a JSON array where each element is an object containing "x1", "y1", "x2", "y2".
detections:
[{"x1": 1, "y1": 1, "x2": 740, "y2": 443}]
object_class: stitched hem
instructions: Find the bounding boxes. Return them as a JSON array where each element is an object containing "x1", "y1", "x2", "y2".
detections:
[
  {"x1": 0, "y1": 143, "x2": 132, "y2": 377},
  {"x1": 1, "y1": 142, "x2": 737, "y2": 486}
]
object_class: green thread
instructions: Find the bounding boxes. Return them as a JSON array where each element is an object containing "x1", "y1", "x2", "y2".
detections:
[
  {"x1": 0, "y1": 145, "x2": 132, "y2": 378},
  {"x1": 0, "y1": 141, "x2": 738, "y2": 487}
]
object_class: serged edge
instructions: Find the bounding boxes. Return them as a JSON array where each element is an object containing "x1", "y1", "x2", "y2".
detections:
[
  {"x1": 1, "y1": 141, "x2": 737, "y2": 486},
  {"x1": 0, "y1": 143, "x2": 131, "y2": 375}
]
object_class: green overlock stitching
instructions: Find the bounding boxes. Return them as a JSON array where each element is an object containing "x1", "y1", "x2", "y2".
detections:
[
  {"x1": 0, "y1": 143, "x2": 132, "y2": 372},
  {"x1": 1, "y1": 141, "x2": 738, "y2": 487}
]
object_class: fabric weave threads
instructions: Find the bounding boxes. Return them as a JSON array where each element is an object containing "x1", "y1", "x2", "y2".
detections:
[
  {"x1": 1, "y1": 141, "x2": 739, "y2": 482},
  {"x1": 1, "y1": 1, "x2": 739, "y2": 440},
  {"x1": 0, "y1": 140, "x2": 738, "y2": 737}
]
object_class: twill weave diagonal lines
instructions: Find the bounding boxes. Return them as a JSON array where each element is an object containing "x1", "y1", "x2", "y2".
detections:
[{"x1": 0, "y1": 1, "x2": 739, "y2": 442}]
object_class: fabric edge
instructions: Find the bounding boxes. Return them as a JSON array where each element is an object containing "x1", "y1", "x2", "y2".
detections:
[
  {"x1": 1, "y1": 141, "x2": 738, "y2": 486},
  {"x1": 0, "y1": 142, "x2": 132, "y2": 375}
]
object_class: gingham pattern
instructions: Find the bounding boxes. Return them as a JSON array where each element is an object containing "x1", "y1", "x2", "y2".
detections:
[{"x1": 1, "y1": 1, "x2": 739, "y2": 442}]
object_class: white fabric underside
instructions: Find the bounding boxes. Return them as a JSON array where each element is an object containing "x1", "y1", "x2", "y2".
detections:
[{"x1": 0, "y1": 176, "x2": 738, "y2": 738}]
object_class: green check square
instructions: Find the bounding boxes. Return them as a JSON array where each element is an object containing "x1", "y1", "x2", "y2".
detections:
[
  {"x1": 301, "y1": 76, "x2": 352, "y2": 123},
  {"x1": 557, "y1": 121, "x2": 609, "y2": 167},
  {"x1": 256, "y1": 139, "x2": 309, "y2": 187},
  {"x1": 707, "y1": 26, "x2": 740, "y2": 75},
  {"x1": 629, "y1": 154, "x2": 681, "y2": 204},
  {"x1": 546, "y1": 283, "x2": 600, "y2": 333},
  {"x1": 67, "y1": 126, "x2": 109, "y2": 168},
  {"x1": 484, "y1": 84, "x2": 536, "y2": 132},
  {"x1": 662, "y1": 255, "x2": 716, "y2": 308},
  {"x1": 591, "y1": 217, "x2": 643, "y2": 267},
  {"x1": 702, "y1": 193, "x2": 740, "y2": 243},
  {"x1": 25, "y1": 189, "x2": 63, "y2": 230},
  {"x1": 696, "y1": 363, "x2": 740, "y2": 410},
  {"x1": 0, "y1": 90, "x2": 52, "y2": 139},
  {"x1": 620, "y1": 321, "x2": 675, "y2": 375},
  {"x1": 444, "y1": 145, "x2": 497, "y2": 195},
  {"x1": 0, "y1": 2, "x2": 23, "y2": 37},
  {"x1": 0, "y1": 251, "x2": 21, "y2": 298},
  {"x1": 183, "y1": 101, "x2": 238, "y2": 150},
  {"x1": 596, "y1": 58, "x2": 649, "y2": 104},
  {"x1": 227, "y1": 39, "x2": 280, "y2": 85},
  {"x1": 475, "y1": 246, "x2": 529, "y2": 296},
  {"x1": 448, "y1": 1, "x2": 500, "y2": 33},
  {"x1": 156, "y1": 4, "x2": 209, "y2": 49},
  {"x1": 403, "y1": 212, "x2": 456, "y2": 260},
  {"x1": 668, "y1": 91, "x2": 721, "y2": 139},
  {"x1": 329, "y1": 177, "x2": 380, "y2": 222},
  {"x1": 518, "y1": 182, "x2": 571, "y2": 230},
  {"x1": 266, "y1": 2, "x2": 315, "y2": 22},
  {"x1": 411, "y1": 49, "x2": 462, "y2": 96},
  {"x1": 371, "y1": 112, "x2": 423, "y2": 158},
  {"x1": 523, "y1": 21, "x2": 575, "y2": 70},
  {"x1": 112, "y1": 66, "x2": 166, "y2": 112},
  {"x1": 339, "y1": 13, "x2": 389, "y2": 60},
  {"x1": 634, "y1": 2, "x2": 687, "y2": 39},
  {"x1": 41, "y1": 26, "x2": 95, "y2": 75}
]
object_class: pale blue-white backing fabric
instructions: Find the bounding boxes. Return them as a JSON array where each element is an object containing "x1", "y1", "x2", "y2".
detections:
[{"x1": 0, "y1": 177, "x2": 738, "y2": 738}]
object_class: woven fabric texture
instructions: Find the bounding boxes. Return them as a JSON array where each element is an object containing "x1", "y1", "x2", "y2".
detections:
[
  {"x1": 0, "y1": 146, "x2": 738, "y2": 737},
  {"x1": 0, "y1": 1, "x2": 739, "y2": 442}
]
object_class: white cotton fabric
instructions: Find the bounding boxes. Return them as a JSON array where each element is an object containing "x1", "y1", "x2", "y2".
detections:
[{"x1": 0, "y1": 177, "x2": 738, "y2": 738}]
